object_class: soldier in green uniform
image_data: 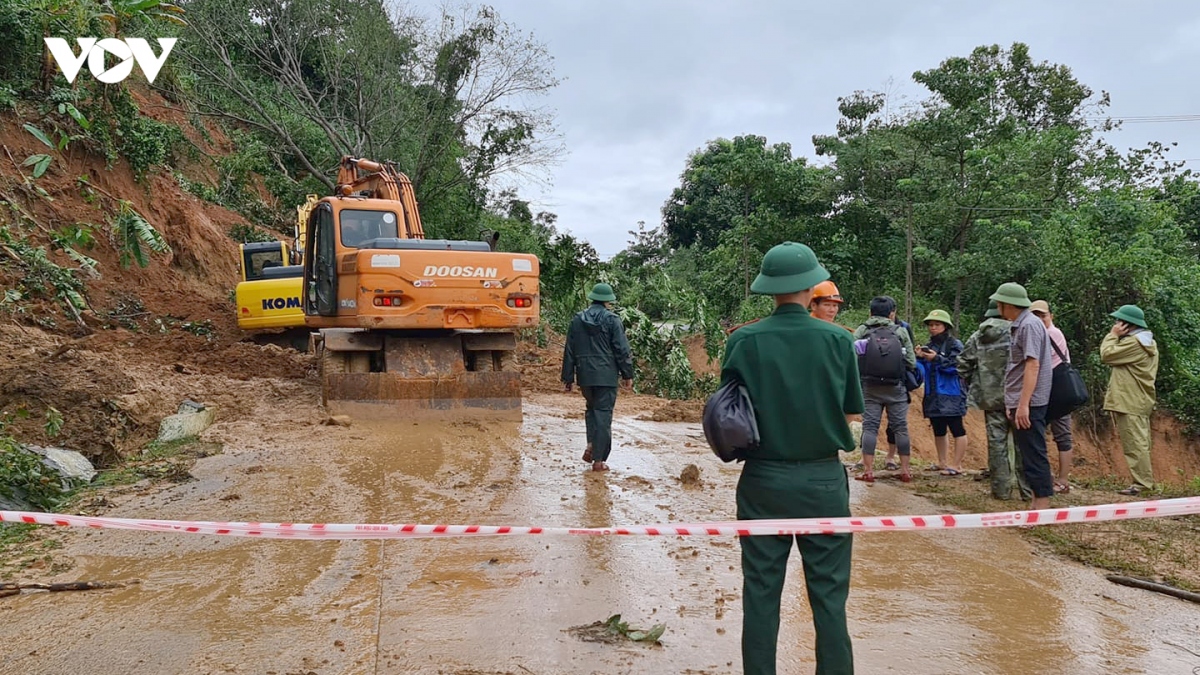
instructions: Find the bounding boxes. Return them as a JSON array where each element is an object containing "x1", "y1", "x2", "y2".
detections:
[
  {"x1": 721, "y1": 242, "x2": 862, "y2": 675},
  {"x1": 561, "y1": 283, "x2": 634, "y2": 472}
]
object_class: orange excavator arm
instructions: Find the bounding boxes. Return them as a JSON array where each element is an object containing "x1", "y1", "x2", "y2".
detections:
[{"x1": 334, "y1": 156, "x2": 426, "y2": 239}]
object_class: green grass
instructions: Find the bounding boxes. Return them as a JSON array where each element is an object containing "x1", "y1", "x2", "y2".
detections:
[
  {"x1": 0, "y1": 523, "x2": 38, "y2": 552},
  {"x1": 911, "y1": 476, "x2": 1200, "y2": 592}
]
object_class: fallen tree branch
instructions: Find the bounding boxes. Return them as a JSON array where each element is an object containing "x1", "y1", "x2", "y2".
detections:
[
  {"x1": 46, "y1": 334, "x2": 95, "y2": 360},
  {"x1": 0, "y1": 580, "x2": 131, "y2": 597},
  {"x1": 1105, "y1": 575, "x2": 1200, "y2": 604},
  {"x1": 62, "y1": 297, "x2": 92, "y2": 334},
  {"x1": 0, "y1": 187, "x2": 53, "y2": 236}
]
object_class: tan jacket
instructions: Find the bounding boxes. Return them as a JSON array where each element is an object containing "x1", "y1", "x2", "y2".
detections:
[{"x1": 1101, "y1": 330, "x2": 1159, "y2": 416}]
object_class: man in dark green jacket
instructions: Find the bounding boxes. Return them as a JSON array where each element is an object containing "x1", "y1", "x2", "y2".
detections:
[
  {"x1": 562, "y1": 283, "x2": 634, "y2": 472},
  {"x1": 721, "y1": 242, "x2": 863, "y2": 675}
]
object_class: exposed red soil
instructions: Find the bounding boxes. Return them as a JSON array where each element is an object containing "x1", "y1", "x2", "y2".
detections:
[
  {"x1": 900, "y1": 390, "x2": 1200, "y2": 485},
  {"x1": 0, "y1": 87, "x2": 314, "y2": 462}
]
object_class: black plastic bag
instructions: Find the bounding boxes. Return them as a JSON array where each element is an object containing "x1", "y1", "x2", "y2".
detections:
[
  {"x1": 1046, "y1": 340, "x2": 1089, "y2": 420},
  {"x1": 702, "y1": 378, "x2": 759, "y2": 463}
]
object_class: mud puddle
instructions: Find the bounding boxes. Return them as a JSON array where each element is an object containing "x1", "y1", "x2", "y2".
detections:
[{"x1": 0, "y1": 392, "x2": 1197, "y2": 674}]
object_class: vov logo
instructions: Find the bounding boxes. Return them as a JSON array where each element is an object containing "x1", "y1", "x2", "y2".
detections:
[{"x1": 44, "y1": 38, "x2": 177, "y2": 85}]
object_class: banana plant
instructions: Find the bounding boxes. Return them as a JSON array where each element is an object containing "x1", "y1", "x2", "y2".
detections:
[{"x1": 98, "y1": 0, "x2": 187, "y2": 37}]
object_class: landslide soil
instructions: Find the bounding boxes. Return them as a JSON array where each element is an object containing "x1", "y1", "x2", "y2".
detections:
[
  {"x1": 0, "y1": 393, "x2": 1198, "y2": 675},
  {"x1": 0, "y1": 87, "x2": 303, "y2": 461}
]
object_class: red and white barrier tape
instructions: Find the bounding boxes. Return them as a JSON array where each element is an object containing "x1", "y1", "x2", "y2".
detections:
[{"x1": 2, "y1": 496, "x2": 1199, "y2": 540}]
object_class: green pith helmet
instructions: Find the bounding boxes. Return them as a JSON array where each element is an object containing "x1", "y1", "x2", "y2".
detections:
[
  {"x1": 749, "y1": 242, "x2": 829, "y2": 295},
  {"x1": 985, "y1": 299, "x2": 1000, "y2": 318},
  {"x1": 587, "y1": 283, "x2": 616, "y2": 303},
  {"x1": 989, "y1": 282, "x2": 1032, "y2": 308},
  {"x1": 1110, "y1": 304, "x2": 1148, "y2": 329},
  {"x1": 923, "y1": 309, "x2": 954, "y2": 328}
]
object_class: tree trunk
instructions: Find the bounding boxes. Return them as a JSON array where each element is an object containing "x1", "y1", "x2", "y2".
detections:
[
  {"x1": 742, "y1": 191, "x2": 752, "y2": 301},
  {"x1": 905, "y1": 208, "x2": 914, "y2": 324},
  {"x1": 953, "y1": 278, "x2": 963, "y2": 328},
  {"x1": 952, "y1": 225, "x2": 967, "y2": 327},
  {"x1": 742, "y1": 232, "x2": 749, "y2": 300}
]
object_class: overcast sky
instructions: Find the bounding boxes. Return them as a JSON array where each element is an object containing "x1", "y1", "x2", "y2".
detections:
[{"x1": 413, "y1": 1, "x2": 1200, "y2": 258}]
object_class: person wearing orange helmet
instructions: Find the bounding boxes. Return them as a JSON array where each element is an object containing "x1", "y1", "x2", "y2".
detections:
[{"x1": 809, "y1": 279, "x2": 845, "y2": 324}]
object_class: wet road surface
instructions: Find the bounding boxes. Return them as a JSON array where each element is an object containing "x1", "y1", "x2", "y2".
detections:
[{"x1": 0, "y1": 392, "x2": 1198, "y2": 674}]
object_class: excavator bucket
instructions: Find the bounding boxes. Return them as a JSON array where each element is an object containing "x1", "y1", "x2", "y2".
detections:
[{"x1": 318, "y1": 331, "x2": 523, "y2": 420}]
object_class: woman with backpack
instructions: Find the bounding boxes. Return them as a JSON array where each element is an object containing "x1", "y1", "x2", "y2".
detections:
[{"x1": 917, "y1": 310, "x2": 968, "y2": 476}]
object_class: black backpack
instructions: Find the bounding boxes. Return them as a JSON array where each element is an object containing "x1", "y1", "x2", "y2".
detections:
[
  {"x1": 702, "y1": 378, "x2": 759, "y2": 463},
  {"x1": 859, "y1": 325, "x2": 906, "y2": 384}
]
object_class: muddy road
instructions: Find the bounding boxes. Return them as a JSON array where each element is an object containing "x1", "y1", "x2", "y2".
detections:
[{"x1": 1, "y1": 391, "x2": 1198, "y2": 675}]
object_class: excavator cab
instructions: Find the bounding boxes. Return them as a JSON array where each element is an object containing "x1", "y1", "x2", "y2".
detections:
[
  {"x1": 303, "y1": 157, "x2": 540, "y2": 419},
  {"x1": 239, "y1": 241, "x2": 291, "y2": 281}
]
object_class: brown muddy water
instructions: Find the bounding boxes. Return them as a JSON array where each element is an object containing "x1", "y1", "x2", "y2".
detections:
[{"x1": 0, "y1": 392, "x2": 1197, "y2": 674}]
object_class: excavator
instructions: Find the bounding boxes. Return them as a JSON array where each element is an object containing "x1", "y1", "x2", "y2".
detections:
[
  {"x1": 301, "y1": 157, "x2": 540, "y2": 417},
  {"x1": 234, "y1": 195, "x2": 315, "y2": 336}
]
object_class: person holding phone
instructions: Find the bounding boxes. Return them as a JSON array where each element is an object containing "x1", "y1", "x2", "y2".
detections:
[
  {"x1": 916, "y1": 310, "x2": 967, "y2": 476},
  {"x1": 1101, "y1": 305, "x2": 1159, "y2": 496}
]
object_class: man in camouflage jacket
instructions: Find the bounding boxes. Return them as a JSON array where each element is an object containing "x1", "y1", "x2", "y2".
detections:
[{"x1": 958, "y1": 301, "x2": 1029, "y2": 500}]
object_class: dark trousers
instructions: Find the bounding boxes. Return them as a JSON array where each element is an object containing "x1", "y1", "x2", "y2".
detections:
[
  {"x1": 1011, "y1": 404, "x2": 1053, "y2": 498},
  {"x1": 737, "y1": 459, "x2": 854, "y2": 675},
  {"x1": 581, "y1": 386, "x2": 617, "y2": 462}
]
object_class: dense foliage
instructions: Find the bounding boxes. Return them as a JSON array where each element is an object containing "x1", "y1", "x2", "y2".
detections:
[{"x1": 606, "y1": 43, "x2": 1200, "y2": 422}]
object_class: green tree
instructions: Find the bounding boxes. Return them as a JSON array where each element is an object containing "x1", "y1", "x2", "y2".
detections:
[
  {"x1": 660, "y1": 135, "x2": 830, "y2": 316},
  {"x1": 178, "y1": 0, "x2": 560, "y2": 229},
  {"x1": 816, "y1": 44, "x2": 1109, "y2": 324}
]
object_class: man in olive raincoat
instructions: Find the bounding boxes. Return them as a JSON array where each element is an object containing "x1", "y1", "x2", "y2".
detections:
[
  {"x1": 1101, "y1": 304, "x2": 1159, "y2": 496},
  {"x1": 562, "y1": 283, "x2": 634, "y2": 472},
  {"x1": 721, "y1": 242, "x2": 862, "y2": 675}
]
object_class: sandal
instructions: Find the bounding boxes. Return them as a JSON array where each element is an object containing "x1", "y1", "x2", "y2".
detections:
[
  {"x1": 939, "y1": 468, "x2": 962, "y2": 476},
  {"x1": 898, "y1": 472, "x2": 912, "y2": 483},
  {"x1": 854, "y1": 472, "x2": 875, "y2": 483},
  {"x1": 884, "y1": 462, "x2": 900, "y2": 471},
  {"x1": 925, "y1": 465, "x2": 943, "y2": 472},
  {"x1": 1054, "y1": 481, "x2": 1071, "y2": 494},
  {"x1": 1117, "y1": 485, "x2": 1142, "y2": 496}
]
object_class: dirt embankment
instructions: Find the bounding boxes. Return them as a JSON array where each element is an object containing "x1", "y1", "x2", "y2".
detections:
[
  {"x1": 0, "y1": 87, "x2": 274, "y2": 337},
  {"x1": 899, "y1": 389, "x2": 1200, "y2": 486},
  {"x1": 0, "y1": 88, "x2": 312, "y2": 462},
  {"x1": 0, "y1": 323, "x2": 315, "y2": 463}
]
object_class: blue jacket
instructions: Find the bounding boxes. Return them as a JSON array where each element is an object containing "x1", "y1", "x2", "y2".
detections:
[{"x1": 918, "y1": 335, "x2": 966, "y2": 417}]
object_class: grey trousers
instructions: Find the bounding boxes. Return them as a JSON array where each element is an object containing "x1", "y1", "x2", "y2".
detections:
[
  {"x1": 861, "y1": 382, "x2": 910, "y2": 457},
  {"x1": 1049, "y1": 415, "x2": 1073, "y2": 453}
]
